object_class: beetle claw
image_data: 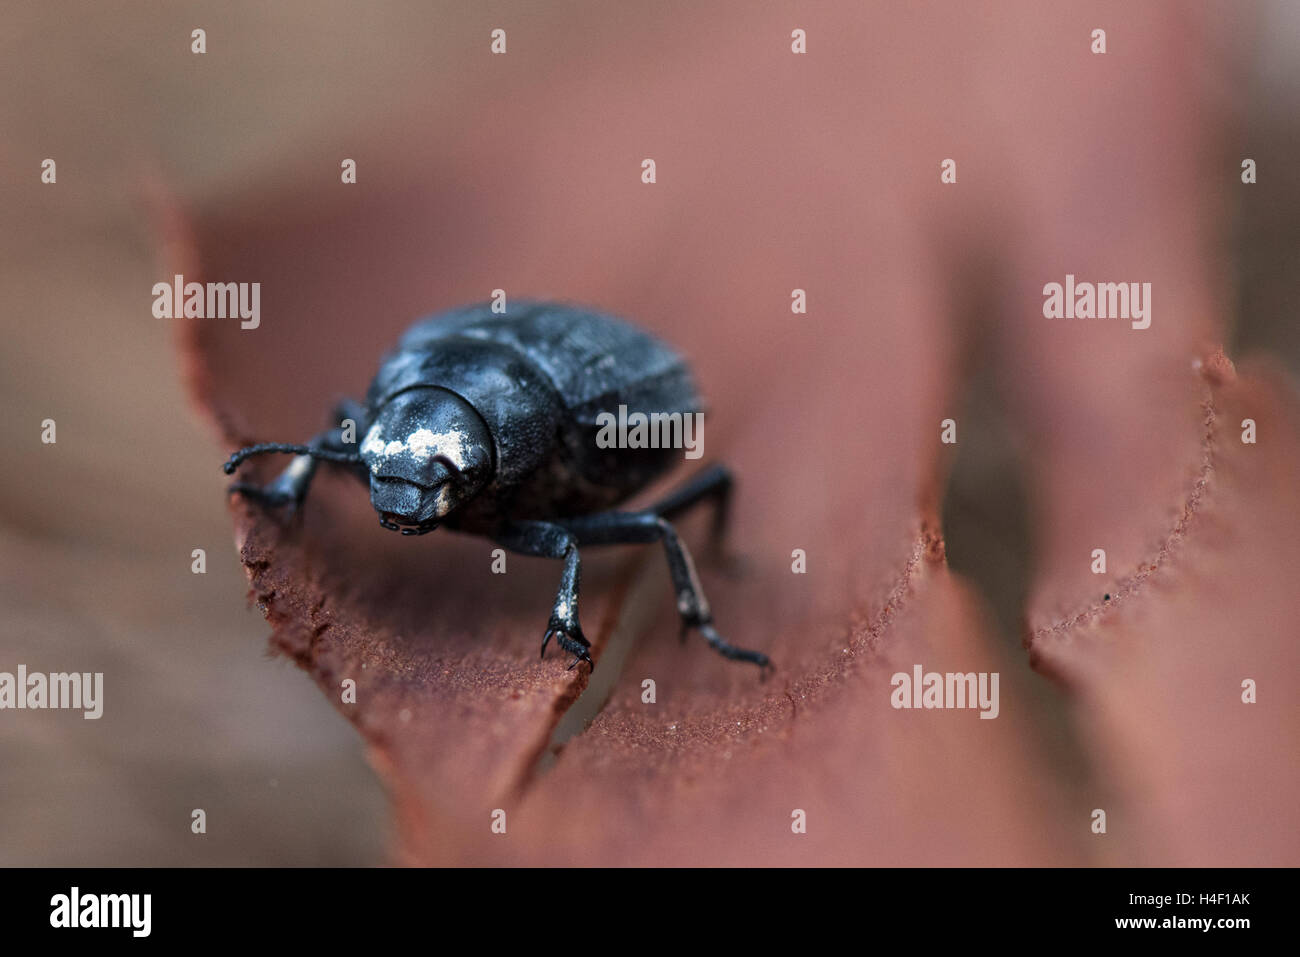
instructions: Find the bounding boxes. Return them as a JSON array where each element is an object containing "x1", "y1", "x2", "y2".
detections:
[
  {"x1": 543, "y1": 617, "x2": 593, "y2": 672},
  {"x1": 565, "y1": 646, "x2": 594, "y2": 672}
]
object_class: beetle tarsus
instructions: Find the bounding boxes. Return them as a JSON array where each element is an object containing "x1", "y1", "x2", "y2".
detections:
[
  {"x1": 545, "y1": 610, "x2": 593, "y2": 672},
  {"x1": 565, "y1": 650, "x2": 593, "y2": 672},
  {"x1": 694, "y1": 622, "x2": 770, "y2": 671},
  {"x1": 545, "y1": 628, "x2": 593, "y2": 672}
]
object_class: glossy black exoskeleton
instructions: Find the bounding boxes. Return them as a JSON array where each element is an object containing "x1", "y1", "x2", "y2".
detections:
[{"x1": 223, "y1": 301, "x2": 770, "y2": 673}]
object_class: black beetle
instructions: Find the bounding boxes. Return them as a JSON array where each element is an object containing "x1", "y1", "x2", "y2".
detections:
[{"x1": 223, "y1": 300, "x2": 770, "y2": 673}]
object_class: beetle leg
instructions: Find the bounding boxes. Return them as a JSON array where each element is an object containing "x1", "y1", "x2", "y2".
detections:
[
  {"x1": 229, "y1": 402, "x2": 367, "y2": 512},
  {"x1": 560, "y1": 510, "x2": 771, "y2": 673},
  {"x1": 229, "y1": 450, "x2": 318, "y2": 514},
  {"x1": 645, "y1": 463, "x2": 733, "y2": 548},
  {"x1": 648, "y1": 464, "x2": 748, "y2": 576},
  {"x1": 493, "y1": 521, "x2": 593, "y2": 671}
]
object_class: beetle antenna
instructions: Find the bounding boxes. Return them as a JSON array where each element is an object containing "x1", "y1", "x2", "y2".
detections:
[{"x1": 223, "y1": 443, "x2": 362, "y2": 474}]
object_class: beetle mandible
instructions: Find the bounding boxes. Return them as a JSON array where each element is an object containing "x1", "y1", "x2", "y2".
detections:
[{"x1": 223, "y1": 300, "x2": 771, "y2": 673}]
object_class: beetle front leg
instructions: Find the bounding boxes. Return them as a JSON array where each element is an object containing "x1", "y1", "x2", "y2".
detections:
[
  {"x1": 229, "y1": 452, "x2": 318, "y2": 511},
  {"x1": 229, "y1": 399, "x2": 367, "y2": 512},
  {"x1": 493, "y1": 520, "x2": 593, "y2": 671}
]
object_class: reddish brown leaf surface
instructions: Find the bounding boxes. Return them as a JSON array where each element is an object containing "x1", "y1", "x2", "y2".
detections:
[
  {"x1": 1027, "y1": 362, "x2": 1300, "y2": 866},
  {"x1": 174, "y1": 0, "x2": 1298, "y2": 865}
]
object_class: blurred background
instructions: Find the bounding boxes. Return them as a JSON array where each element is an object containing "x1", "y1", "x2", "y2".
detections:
[{"x1": 1, "y1": 1, "x2": 1297, "y2": 865}]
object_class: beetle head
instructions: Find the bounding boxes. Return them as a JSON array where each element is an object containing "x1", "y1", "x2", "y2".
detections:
[{"x1": 361, "y1": 388, "x2": 493, "y2": 533}]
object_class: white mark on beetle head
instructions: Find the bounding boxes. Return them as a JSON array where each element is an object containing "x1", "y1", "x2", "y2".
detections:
[
  {"x1": 361, "y1": 423, "x2": 386, "y2": 463},
  {"x1": 362, "y1": 421, "x2": 474, "y2": 484},
  {"x1": 407, "y1": 428, "x2": 469, "y2": 469}
]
